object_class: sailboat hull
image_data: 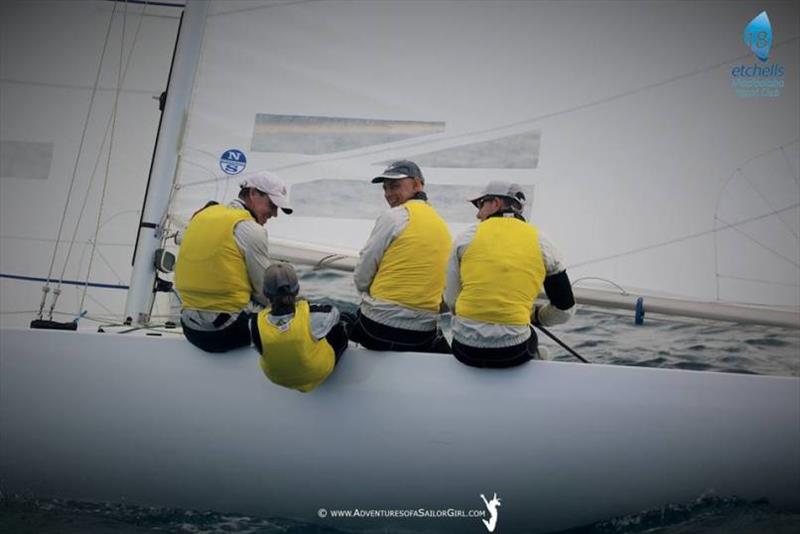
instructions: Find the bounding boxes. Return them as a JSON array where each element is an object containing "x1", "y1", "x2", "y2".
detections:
[{"x1": 1, "y1": 327, "x2": 798, "y2": 532}]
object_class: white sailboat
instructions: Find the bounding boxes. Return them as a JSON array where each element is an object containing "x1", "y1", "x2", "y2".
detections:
[{"x1": 1, "y1": 1, "x2": 798, "y2": 532}]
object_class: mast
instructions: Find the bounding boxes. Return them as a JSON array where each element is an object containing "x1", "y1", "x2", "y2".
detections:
[{"x1": 124, "y1": 0, "x2": 209, "y2": 325}]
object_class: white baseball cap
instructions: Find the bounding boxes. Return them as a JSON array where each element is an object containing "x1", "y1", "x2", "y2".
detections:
[{"x1": 240, "y1": 171, "x2": 293, "y2": 214}]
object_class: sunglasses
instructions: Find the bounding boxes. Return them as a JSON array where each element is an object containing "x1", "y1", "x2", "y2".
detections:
[{"x1": 476, "y1": 196, "x2": 496, "y2": 208}]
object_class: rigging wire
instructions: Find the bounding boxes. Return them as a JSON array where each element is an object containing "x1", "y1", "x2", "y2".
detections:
[
  {"x1": 78, "y1": 0, "x2": 130, "y2": 318},
  {"x1": 37, "y1": 1, "x2": 119, "y2": 319},
  {"x1": 41, "y1": 1, "x2": 148, "y2": 321}
]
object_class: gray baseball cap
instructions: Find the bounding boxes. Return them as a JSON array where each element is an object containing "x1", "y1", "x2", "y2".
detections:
[
  {"x1": 468, "y1": 181, "x2": 526, "y2": 209},
  {"x1": 371, "y1": 160, "x2": 425, "y2": 184},
  {"x1": 263, "y1": 262, "x2": 299, "y2": 297}
]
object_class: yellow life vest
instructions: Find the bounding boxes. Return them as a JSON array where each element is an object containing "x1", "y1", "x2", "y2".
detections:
[
  {"x1": 174, "y1": 204, "x2": 254, "y2": 312},
  {"x1": 369, "y1": 200, "x2": 451, "y2": 312},
  {"x1": 456, "y1": 217, "x2": 546, "y2": 325},
  {"x1": 256, "y1": 300, "x2": 335, "y2": 393}
]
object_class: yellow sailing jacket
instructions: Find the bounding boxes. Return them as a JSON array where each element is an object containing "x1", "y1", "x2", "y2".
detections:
[
  {"x1": 370, "y1": 200, "x2": 451, "y2": 312},
  {"x1": 174, "y1": 204, "x2": 253, "y2": 312},
  {"x1": 256, "y1": 300, "x2": 335, "y2": 393},
  {"x1": 456, "y1": 216, "x2": 546, "y2": 325}
]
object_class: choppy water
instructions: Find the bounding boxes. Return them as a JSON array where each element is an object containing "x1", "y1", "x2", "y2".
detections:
[
  {"x1": 2, "y1": 494, "x2": 799, "y2": 534},
  {"x1": 297, "y1": 267, "x2": 799, "y2": 377},
  {"x1": 2, "y1": 269, "x2": 798, "y2": 533}
]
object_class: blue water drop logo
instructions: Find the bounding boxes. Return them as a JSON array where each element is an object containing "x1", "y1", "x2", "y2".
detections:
[
  {"x1": 743, "y1": 11, "x2": 772, "y2": 62},
  {"x1": 219, "y1": 149, "x2": 247, "y2": 175}
]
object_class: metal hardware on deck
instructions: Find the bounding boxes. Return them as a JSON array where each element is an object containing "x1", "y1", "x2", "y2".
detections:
[{"x1": 635, "y1": 297, "x2": 645, "y2": 325}]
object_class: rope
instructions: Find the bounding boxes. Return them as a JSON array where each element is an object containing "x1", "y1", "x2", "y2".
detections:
[
  {"x1": 570, "y1": 277, "x2": 630, "y2": 295},
  {"x1": 38, "y1": 1, "x2": 118, "y2": 319}
]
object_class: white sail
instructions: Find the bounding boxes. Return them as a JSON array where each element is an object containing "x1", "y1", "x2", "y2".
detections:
[
  {"x1": 165, "y1": 0, "x2": 799, "y2": 322},
  {"x1": 2, "y1": 1, "x2": 798, "y2": 326},
  {"x1": 1, "y1": 2, "x2": 799, "y2": 532},
  {"x1": 0, "y1": 0, "x2": 180, "y2": 327}
]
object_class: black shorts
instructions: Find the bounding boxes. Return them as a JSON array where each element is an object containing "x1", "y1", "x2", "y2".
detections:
[
  {"x1": 182, "y1": 312, "x2": 252, "y2": 353},
  {"x1": 452, "y1": 328, "x2": 537, "y2": 368},
  {"x1": 346, "y1": 311, "x2": 451, "y2": 354}
]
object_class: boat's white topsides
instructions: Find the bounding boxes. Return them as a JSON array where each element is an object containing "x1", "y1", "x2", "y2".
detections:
[{"x1": 1, "y1": 327, "x2": 798, "y2": 533}]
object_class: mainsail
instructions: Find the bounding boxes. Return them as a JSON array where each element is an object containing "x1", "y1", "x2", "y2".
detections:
[
  {"x1": 1, "y1": 0, "x2": 799, "y2": 327},
  {"x1": 165, "y1": 0, "x2": 799, "y2": 326}
]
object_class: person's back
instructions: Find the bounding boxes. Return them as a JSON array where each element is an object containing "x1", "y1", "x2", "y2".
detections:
[
  {"x1": 174, "y1": 171, "x2": 292, "y2": 353},
  {"x1": 175, "y1": 204, "x2": 254, "y2": 312},
  {"x1": 251, "y1": 263, "x2": 348, "y2": 392},
  {"x1": 350, "y1": 160, "x2": 451, "y2": 353},
  {"x1": 444, "y1": 181, "x2": 575, "y2": 367}
]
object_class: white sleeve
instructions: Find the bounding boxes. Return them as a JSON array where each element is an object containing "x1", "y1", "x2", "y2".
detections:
[
  {"x1": 538, "y1": 231, "x2": 567, "y2": 275},
  {"x1": 353, "y1": 207, "x2": 408, "y2": 293},
  {"x1": 443, "y1": 225, "x2": 477, "y2": 312},
  {"x1": 309, "y1": 304, "x2": 341, "y2": 341},
  {"x1": 234, "y1": 220, "x2": 271, "y2": 307},
  {"x1": 535, "y1": 230, "x2": 575, "y2": 326}
]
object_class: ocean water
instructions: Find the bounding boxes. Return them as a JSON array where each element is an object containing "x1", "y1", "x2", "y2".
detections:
[
  {"x1": 2, "y1": 493, "x2": 799, "y2": 534},
  {"x1": 296, "y1": 267, "x2": 799, "y2": 378},
  {"x1": 2, "y1": 269, "x2": 798, "y2": 533}
]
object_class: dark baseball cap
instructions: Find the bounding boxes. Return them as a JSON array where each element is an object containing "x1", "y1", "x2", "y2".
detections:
[
  {"x1": 371, "y1": 160, "x2": 425, "y2": 184},
  {"x1": 263, "y1": 262, "x2": 299, "y2": 297}
]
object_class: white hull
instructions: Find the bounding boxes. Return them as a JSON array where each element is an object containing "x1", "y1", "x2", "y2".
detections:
[{"x1": 1, "y1": 328, "x2": 798, "y2": 533}]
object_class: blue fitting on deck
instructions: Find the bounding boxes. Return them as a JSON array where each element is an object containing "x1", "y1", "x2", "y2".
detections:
[{"x1": 635, "y1": 296, "x2": 645, "y2": 325}]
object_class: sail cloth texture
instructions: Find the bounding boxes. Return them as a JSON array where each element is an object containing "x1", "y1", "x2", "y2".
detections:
[{"x1": 166, "y1": 0, "x2": 799, "y2": 318}]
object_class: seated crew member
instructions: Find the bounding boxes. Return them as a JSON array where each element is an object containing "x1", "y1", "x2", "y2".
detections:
[
  {"x1": 444, "y1": 181, "x2": 575, "y2": 367},
  {"x1": 349, "y1": 160, "x2": 452, "y2": 353},
  {"x1": 174, "y1": 171, "x2": 292, "y2": 352},
  {"x1": 250, "y1": 262, "x2": 348, "y2": 392}
]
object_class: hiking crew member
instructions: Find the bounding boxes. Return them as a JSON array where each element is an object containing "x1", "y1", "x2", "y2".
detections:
[
  {"x1": 250, "y1": 263, "x2": 348, "y2": 392},
  {"x1": 350, "y1": 160, "x2": 452, "y2": 353},
  {"x1": 174, "y1": 171, "x2": 292, "y2": 352},
  {"x1": 444, "y1": 181, "x2": 575, "y2": 367}
]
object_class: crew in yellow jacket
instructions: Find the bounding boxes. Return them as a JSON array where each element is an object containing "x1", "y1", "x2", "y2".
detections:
[
  {"x1": 174, "y1": 171, "x2": 292, "y2": 353},
  {"x1": 350, "y1": 160, "x2": 451, "y2": 353},
  {"x1": 444, "y1": 181, "x2": 576, "y2": 368},
  {"x1": 250, "y1": 263, "x2": 348, "y2": 392}
]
